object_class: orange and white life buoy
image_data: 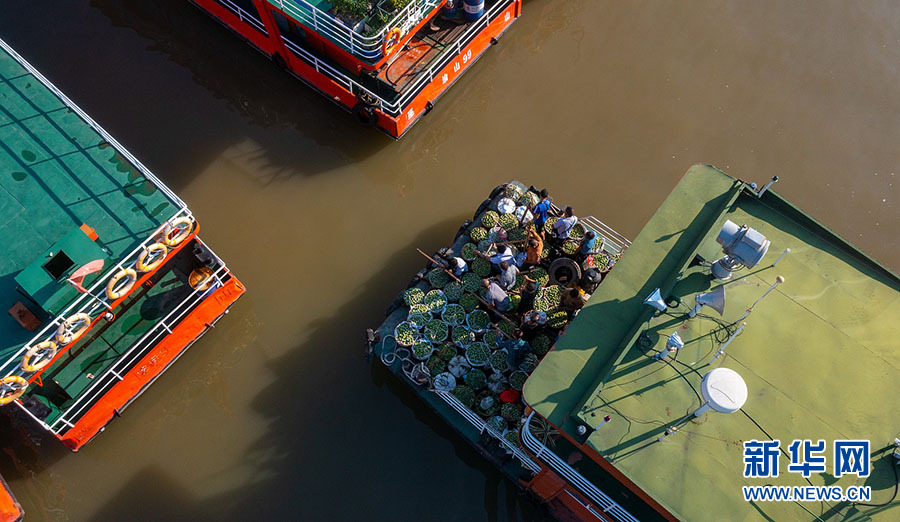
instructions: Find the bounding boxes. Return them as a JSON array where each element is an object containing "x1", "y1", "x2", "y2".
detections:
[
  {"x1": 136, "y1": 242, "x2": 168, "y2": 272},
  {"x1": 106, "y1": 267, "x2": 138, "y2": 300},
  {"x1": 56, "y1": 313, "x2": 92, "y2": 345},
  {"x1": 163, "y1": 216, "x2": 193, "y2": 247},
  {"x1": 382, "y1": 28, "x2": 402, "y2": 57},
  {"x1": 21, "y1": 341, "x2": 58, "y2": 372},
  {"x1": 0, "y1": 376, "x2": 28, "y2": 406}
]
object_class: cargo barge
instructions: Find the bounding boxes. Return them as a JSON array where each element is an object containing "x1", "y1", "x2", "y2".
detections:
[
  {"x1": 0, "y1": 35, "x2": 245, "y2": 468},
  {"x1": 191, "y1": 0, "x2": 522, "y2": 138},
  {"x1": 369, "y1": 168, "x2": 900, "y2": 520}
]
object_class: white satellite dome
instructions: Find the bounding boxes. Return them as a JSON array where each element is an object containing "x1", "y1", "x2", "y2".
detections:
[{"x1": 695, "y1": 367, "x2": 748, "y2": 416}]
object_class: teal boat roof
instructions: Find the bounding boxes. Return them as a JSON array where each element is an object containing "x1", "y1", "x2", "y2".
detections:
[
  {"x1": 524, "y1": 165, "x2": 900, "y2": 521},
  {"x1": 0, "y1": 40, "x2": 186, "y2": 371}
]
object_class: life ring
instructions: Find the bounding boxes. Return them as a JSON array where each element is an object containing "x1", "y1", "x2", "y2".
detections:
[
  {"x1": 106, "y1": 268, "x2": 138, "y2": 300},
  {"x1": 21, "y1": 341, "x2": 58, "y2": 372},
  {"x1": 0, "y1": 376, "x2": 28, "y2": 406},
  {"x1": 163, "y1": 217, "x2": 193, "y2": 247},
  {"x1": 352, "y1": 103, "x2": 378, "y2": 128},
  {"x1": 136, "y1": 242, "x2": 168, "y2": 272},
  {"x1": 382, "y1": 27, "x2": 402, "y2": 57},
  {"x1": 56, "y1": 313, "x2": 92, "y2": 345}
]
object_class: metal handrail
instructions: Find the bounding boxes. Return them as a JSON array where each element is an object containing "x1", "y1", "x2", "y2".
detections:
[
  {"x1": 433, "y1": 390, "x2": 541, "y2": 473},
  {"x1": 521, "y1": 412, "x2": 638, "y2": 522},
  {"x1": 275, "y1": 0, "x2": 440, "y2": 60},
  {"x1": 581, "y1": 216, "x2": 631, "y2": 251},
  {"x1": 0, "y1": 36, "x2": 230, "y2": 387},
  {"x1": 0, "y1": 210, "x2": 195, "y2": 379},
  {"x1": 565, "y1": 490, "x2": 618, "y2": 522},
  {"x1": 578, "y1": 216, "x2": 631, "y2": 254},
  {"x1": 217, "y1": 0, "x2": 268, "y2": 33},
  {"x1": 280, "y1": 0, "x2": 513, "y2": 117},
  {"x1": 50, "y1": 265, "x2": 229, "y2": 433},
  {"x1": 0, "y1": 38, "x2": 187, "y2": 208}
]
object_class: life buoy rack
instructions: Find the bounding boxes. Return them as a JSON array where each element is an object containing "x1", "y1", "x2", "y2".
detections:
[
  {"x1": 56, "y1": 313, "x2": 92, "y2": 345},
  {"x1": 382, "y1": 27, "x2": 402, "y2": 57},
  {"x1": 136, "y1": 242, "x2": 168, "y2": 272},
  {"x1": 163, "y1": 217, "x2": 193, "y2": 247},
  {"x1": 106, "y1": 268, "x2": 138, "y2": 300},
  {"x1": 21, "y1": 341, "x2": 58, "y2": 372},
  {"x1": 0, "y1": 376, "x2": 28, "y2": 406}
]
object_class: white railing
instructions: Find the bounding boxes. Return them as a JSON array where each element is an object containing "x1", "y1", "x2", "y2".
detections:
[
  {"x1": 49, "y1": 264, "x2": 229, "y2": 433},
  {"x1": 0, "y1": 36, "x2": 237, "y2": 426},
  {"x1": 216, "y1": 0, "x2": 268, "y2": 33},
  {"x1": 280, "y1": 0, "x2": 514, "y2": 117},
  {"x1": 521, "y1": 412, "x2": 638, "y2": 522},
  {"x1": 0, "y1": 39, "x2": 187, "y2": 209},
  {"x1": 274, "y1": 0, "x2": 440, "y2": 60},
  {"x1": 581, "y1": 215, "x2": 630, "y2": 257},
  {"x1": 433, "y1": 390, "x2": 541, "y2": 473},
  {"x1": 0, "y1": 210, "x2": 197, "y2": 379},
  {"x1": 565, "y1": 490, "x2": 619, "y2": 522}
]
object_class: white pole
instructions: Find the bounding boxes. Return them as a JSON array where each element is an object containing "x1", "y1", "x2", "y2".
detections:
[
  {"x1": 692, "y1": 403, "x2": 712, "y2": 417},
  {"x1": 68, "y1": 280, "x2": 113, "y2": 311},
  {"x1": 757, "y1": 176, "x2": 779, "y2": 197},
  {"x1": 737, "y1": 276, "x2": 784, "y2": 322},
  {"x1": 772, "y1": 248, "x2": 791, "y2": 266}
]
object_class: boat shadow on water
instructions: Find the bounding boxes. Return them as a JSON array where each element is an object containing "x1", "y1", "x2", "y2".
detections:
[
  {"x1": 79, "y1": 217, "x2": 549, "y2": 522},
  {"x1": 1, "y1": 0, "x2": 392, "y2": 189}
]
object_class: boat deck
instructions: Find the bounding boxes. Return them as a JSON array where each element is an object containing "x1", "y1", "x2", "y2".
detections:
[
  {"x1": 0, "y1": 44, "x2": 182, "y2": 366},
  {"x1": 377, "y1": 15, "x2": 473, "y2": 93},
  {"x1": 524, "y1": 165, "x2": 900, "y2": 521},
  {"x1": 28, "y1": 244, "x2": 201, "y2": 427}
]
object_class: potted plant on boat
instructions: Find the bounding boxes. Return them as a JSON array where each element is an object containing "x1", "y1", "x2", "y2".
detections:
[
  {"x1": 365, "y1": 0, "x2": 414, "y2": 35},
  {"x1": 475, "y1": 392, "x2": 500, "y2": 417},
  {"x1": 501, "y1": 402, "x2": 524, "y2": 423},
  {"x1": 452, "y1": 385, "x2": 475, "y2": 408},
  {"x1": 330, "y1": 0, "x2": 372, "y2": 31},
  {"x1": 464, "y1": 368, "x2": 486, "y2": 390}
]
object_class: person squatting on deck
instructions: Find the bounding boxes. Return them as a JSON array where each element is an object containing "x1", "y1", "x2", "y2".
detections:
[
  {"x1": 499, "y1": 329, "x2": 531, "y2": 368},
  {"x1": 560, "y1": 287, "x2": 587, "y2": 316},
  {"x1": 482, "y1": 278, "x2": 511, "y2": 313},
  {"x1": 520, "y1": 309, "x2": 547, "y2": 333},
  {"x1": 577, "y1": 230, "x2": 596, "y2": 262},
  {"x1": 438, "y1": 252, "x2": 468, "y2": 276},
  {"x1": 498, "y1": 261, "x2": 519, "y2": 291},
  {"x1": 552, "y1": 206, "x2": 579, "y2": 240}
]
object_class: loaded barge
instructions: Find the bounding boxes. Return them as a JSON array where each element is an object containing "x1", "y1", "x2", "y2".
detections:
[
  {"x1": 369, "y1": 167, "x2": 900, "y2": 520},
  {"x1": 0, "y1": 35, "x2": 245, "y2": 464},
  {"x1": 191, "y1": 0, "x2": 521, "y2": 138}
]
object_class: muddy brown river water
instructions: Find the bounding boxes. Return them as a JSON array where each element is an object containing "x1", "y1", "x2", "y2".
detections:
[{"x1": 1, "y1": 1, "x2": 899, "y2": 520}]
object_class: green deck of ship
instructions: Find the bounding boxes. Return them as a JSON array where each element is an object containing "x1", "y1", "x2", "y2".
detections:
[
  {"x1": 0, "y1": 44, "x2": 181, "y2": 377},
  {"x1": 32, "y1": 260, "x2": 194, "y2": 426},
  {"x1": 524, "y1": 165, "x2": 900, "y2": 521}
]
